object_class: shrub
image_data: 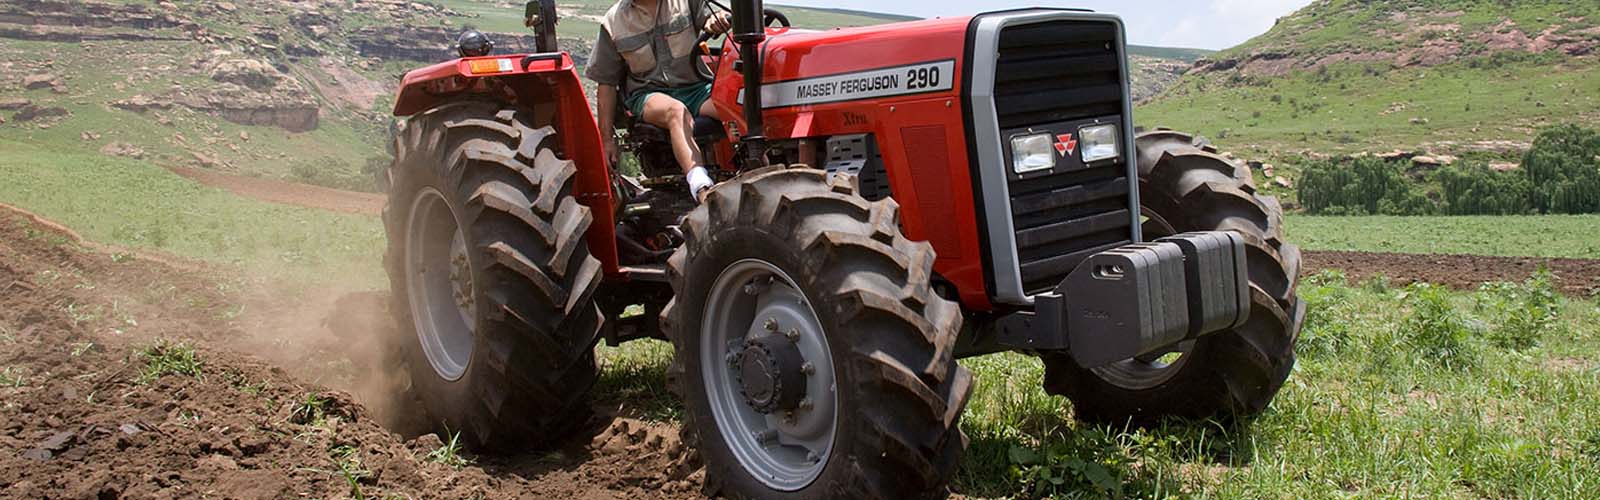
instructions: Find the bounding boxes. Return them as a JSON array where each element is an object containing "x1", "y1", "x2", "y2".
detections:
[
  {"x1": 1298, "y1": 157, "x2": 1431, "y2": 215},
  {"x1": 1523, "y1": 124, "x2": 1600, "y2": 214},
  {"x1": 1400, "y1": 284, "x2": 1482, "y2": 371},
  {"x1": 1437, "y1": 163, "x2": 1533, "y2": 215},
  {"x1": 1474, "y1": 267, "x2": 1562, "y2": 351},
  {"x1": 1298, "y1": 271, "x2": 1355, "y2": 357}
]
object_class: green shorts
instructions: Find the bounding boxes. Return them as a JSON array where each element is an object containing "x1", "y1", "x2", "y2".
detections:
[{"x1": 625, "y1": 82, "x2": 714, "y2": 119}]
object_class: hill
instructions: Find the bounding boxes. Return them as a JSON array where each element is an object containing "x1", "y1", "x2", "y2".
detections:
[
  {"x1": 1137, "y1": 0, "x2": 1600, "y2": 159},
  {"x1": 1130, "y1": 45, "x2": 1213, "y2": 63},
  {"x1": 0, "y1": 0, "x2": 1204, "y2": 193}
]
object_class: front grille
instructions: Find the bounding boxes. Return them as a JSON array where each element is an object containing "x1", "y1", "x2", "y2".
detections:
[
  {"x1": 995, "y1": 20, "x2": 1133, "y2": 294},
  {"x1": 993, "y1": 21, "x2": 1123, "y2": 129}
]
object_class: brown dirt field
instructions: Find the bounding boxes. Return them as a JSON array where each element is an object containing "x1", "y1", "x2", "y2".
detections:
[
  {"x1": 165, "y1": 166, "x2": 385, "y2": 215},
  {"x1": 1304, "y1": 250, "x2": 1600, "y2": 296},
  {"x1": 0, "y1": 207, "x2": 703, "y2": 499}
]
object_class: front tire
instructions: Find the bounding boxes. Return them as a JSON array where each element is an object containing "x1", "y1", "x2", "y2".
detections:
[
  {"x1": 384, "y1": 102, "x2": 604, "y2": 450},
  {"x1": 663, "y1": 167, "x2": 971, "y2": 499},
  {"x1": 1043, "y1": 130, "x2": 1305, "y2": 425}
]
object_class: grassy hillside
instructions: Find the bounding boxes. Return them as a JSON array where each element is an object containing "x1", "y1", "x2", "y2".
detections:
[
  {"x1": 0, "y1": 138, "x2": 383, "y2": 287},
  {"x1": 1130, "y1": 44, "x2": 1213, "y2": 63},
  {"x1": 1138, "y1": 0, "x2": 1600, "y2": 158},
  {"x1": 436, "y1": 0, "x2": 914, "y2": 35}
]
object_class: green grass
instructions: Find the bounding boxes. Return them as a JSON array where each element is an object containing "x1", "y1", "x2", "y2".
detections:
[
  {"x1": 0, "y1": 367, "x2": 27, "y2": 387},
  {"x1": 135, "y1": 341, "x2": 203, "y2": 384},
  {"x1": 595, "y1": 339, "x2": 681, "y2": 421},
  {"x1": 0, "y1": 39, "x2": 388, "y2": 182},
  {"x1": 590, "y1": 270, "x2": 1600, "y2": 497},
  {"x1": 974, "y1": 270, "x2": 1600, "y2": 498},
  {"x1": 329, "y1": 444, "x2": 374, "y2": 499},
  {"x1": 434, "y1": 0, "x2": 908, "y2": 36},
  {"x1": 1285, "y1": 214, "x2": 1600, "y2": 259},
  {"x1": 1137, "y1": 0, "x2": 1600, "y2": 159},
  {"x1": 1130, "y1": 45, "x2": 1214, "y2": 63},
  {"x1": 290, "y1": 392, "x2": 331, "y2": 425},
  {"x1": 0, "y1": 138, "x2": 385, "y2": 286},
  {"x1": 1221, "y1": 0, "x2": 1600, "y2": 60},
  {"x1": 425, "y1": 429, "x2": 473, "y2": 469},
  {"x1": 1137, "y1": 57, "x2": 1600, "y2": 158}
]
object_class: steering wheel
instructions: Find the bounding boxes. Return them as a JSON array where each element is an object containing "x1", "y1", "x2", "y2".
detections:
[{"x1": 697, "y1": 6, "x2": 792, "y2": 46}]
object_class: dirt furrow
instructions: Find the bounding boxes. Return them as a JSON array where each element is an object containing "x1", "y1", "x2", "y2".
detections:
[
  {"x1": 0, "y1": 207, "x2": 700, "y2": 499},
  {"x1": 1304, "y1": 250, "x2": 1600, "y2": 295}
]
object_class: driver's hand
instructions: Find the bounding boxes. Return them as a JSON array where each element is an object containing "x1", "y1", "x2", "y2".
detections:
[
  {"x1": 705, "y1": 11, "x2": 732, "y2": 36},
  {"x1": 602, "y1": 136, "x2": 621, "y2": 168}
]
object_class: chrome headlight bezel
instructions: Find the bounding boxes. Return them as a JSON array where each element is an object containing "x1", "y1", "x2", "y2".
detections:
[
  {"x1": 1010, "y1": 132, "x2": 1056, "y2": 174},
  {"x1": 1078, "y1": 123, "x2": 1121, "y2": 164}
]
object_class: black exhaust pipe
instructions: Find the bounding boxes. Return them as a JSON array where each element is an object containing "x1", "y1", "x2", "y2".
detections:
[{"x1": 730, "y1": 0, "x2": 767, "y2": 168}]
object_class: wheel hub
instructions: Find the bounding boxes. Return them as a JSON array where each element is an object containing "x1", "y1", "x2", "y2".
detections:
[
  {"x1": 405, "y1": 187, "x2": 477, "y2": 382},
  {"x1": 701, "y1": 259, "x2": 838, "y2": 491},
  {"x1": 737, "y1": 329, "x2": 807, "y2": 414}
]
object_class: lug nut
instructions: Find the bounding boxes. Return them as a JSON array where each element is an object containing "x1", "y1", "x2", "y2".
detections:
[
  {"x1": 753, "y1": 429, "x2": 778, "y2": 444},
  {"x1": 800, "y1": 362, "x2": 815, "y2": 375},
  {"x1": 764, "y1": 318, "x2": 779, "y2": 331},
  {"x1": 725, "y1": 351, "x2": 740, "y2": 368},
  {"x1": 785, "y1": 329, "x2": 800, "y2": 342},
  {"x1": 798, "y1": 398, "x2": 814, "y2": 411},
  {"x1": 743, "y1": 280, "x2": 769, "y2": 296}
]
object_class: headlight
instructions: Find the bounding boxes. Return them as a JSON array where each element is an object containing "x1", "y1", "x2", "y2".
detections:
[
  {"x1": 1079, "y1": 124, "x2": 1120, "y2": 163},
  {"x1": 1011, "y1": 133, "x2": 1055, "y2": 174}
]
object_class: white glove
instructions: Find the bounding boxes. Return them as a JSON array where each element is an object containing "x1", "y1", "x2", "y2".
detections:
[{"x1": 687, "y1": 166, "x2": 714, "y2": 202}]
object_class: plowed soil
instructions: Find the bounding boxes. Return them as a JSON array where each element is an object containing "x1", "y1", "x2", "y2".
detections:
[
  {"x1": 1304, "y1": 250, "x2": 1600, "y2": 295},
  {"x1": 0, "y1": 207, "x2": 702, "y2": 499}
]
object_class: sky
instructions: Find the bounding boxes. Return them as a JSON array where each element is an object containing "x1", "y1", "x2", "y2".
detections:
[{"x1": 774, "y1": 0, "x2": 1318, "y2": 50}]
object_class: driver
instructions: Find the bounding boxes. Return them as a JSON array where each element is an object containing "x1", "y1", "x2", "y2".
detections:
[{"x1": 587, "y1": 0, "x2": 732, "y2": 202}]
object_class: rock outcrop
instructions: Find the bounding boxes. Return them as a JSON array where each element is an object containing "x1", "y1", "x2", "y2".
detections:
[
  {"x1": 112, "y1": 54, "x2": 320, "y2": 132},
  {"x1": 0, "y1": 0, "x2": 197, "y2": 43},
  {"x1": 13, "y1": 103, "x2": 68, "y2": 122},
  {"x1": 348, "y1": 25, "x2": 590, "y2": 65}
]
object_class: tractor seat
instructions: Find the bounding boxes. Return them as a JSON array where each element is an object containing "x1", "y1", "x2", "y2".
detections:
[{"x1": 626, "y1": 115, "x2": 727, "y2": 143}]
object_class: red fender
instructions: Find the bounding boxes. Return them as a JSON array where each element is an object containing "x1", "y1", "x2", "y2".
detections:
[{"x1": 393, "y1": 54, "x2": 623, "y2": 279}]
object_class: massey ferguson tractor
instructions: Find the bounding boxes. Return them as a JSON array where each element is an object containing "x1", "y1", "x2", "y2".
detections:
[{"x1": 383, "y1": 1, "x2": 1303, "y2": 497}]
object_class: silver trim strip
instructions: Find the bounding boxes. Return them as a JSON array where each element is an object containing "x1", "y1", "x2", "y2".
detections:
[{"x1": 970, "y1": 10, "x2": 1139, "y2": 306}]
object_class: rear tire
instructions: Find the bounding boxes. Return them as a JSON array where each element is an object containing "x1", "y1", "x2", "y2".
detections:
[
  {"x1": 663, "y1": 167, "x2": 971, "y2": 499},
  {"x1": 1043, "y1": 130, "x2": 1304, "y2": 425},
  {"x1": 384, "y1": 102, "x2": 604, "y2": 451}
]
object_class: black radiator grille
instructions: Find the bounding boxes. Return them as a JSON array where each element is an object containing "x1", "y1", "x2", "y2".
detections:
[
  {"x1": 995, "y1": 20, "x2": 1133, "y2": 294},
  {"x1": 994, "y1": 21, "x2": 1123, "y2": 129}
]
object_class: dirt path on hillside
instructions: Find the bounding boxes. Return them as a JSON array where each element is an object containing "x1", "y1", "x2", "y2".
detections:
[
  {"x1": 1304, "y1": 250, "x2": 1600, "y2": 295},
  {"x1": 0, "y1": 206, "x2": 702, "y2": 499},
  {"x1": 166, "y1": 166, "x2": 385, "y2": 215}
]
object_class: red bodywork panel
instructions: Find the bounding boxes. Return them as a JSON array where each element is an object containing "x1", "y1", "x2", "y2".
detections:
[
  {"x1": 394, "y1": 16, "x2": 997, "y2": 310},
  {"x1": 709, "y1": 17, "x2": 993, "y2": 310},
  {"x1": 394, "y1": 54, "x2": 622, "y2": 279}
]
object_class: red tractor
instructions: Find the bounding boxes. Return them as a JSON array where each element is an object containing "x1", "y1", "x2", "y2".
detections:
[{"x1": 384, "y1": 1, "x2": 1302, "y2": 497}]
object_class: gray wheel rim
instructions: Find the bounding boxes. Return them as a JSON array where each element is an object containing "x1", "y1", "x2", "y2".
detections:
[
  {"x1": 405, "y1": 187, "x2": 476, "y2": 382},
  {"x1": 700, "y1": 259, "x2": 837, "y2": 491},
  {"x1": 1090, "y1": 209, "x2": 1195, "y2": 390}
]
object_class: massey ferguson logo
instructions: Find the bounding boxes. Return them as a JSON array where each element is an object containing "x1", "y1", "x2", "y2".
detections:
[{"x1": 1055, "y1": 133, "x2": 1077, "y2": 157}]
